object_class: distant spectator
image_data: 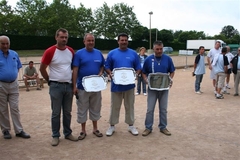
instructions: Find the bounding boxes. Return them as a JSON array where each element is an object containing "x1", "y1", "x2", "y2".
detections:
[
  {"x1": 193, "y1": 46, "x2": 205, "y2": 94},
  {"x1": 230, "y1": 47, "x2": 240, "y2": 96},
  {"x1": 23, "y1": 61, "x2": 41, "y2": 91}
]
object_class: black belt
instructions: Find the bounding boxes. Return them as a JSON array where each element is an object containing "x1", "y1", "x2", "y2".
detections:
[
  {"x1": 49, "y1": 81, "x2": 70, "y2": 84},
  {"x1": 0, "y1": 80, "x2": 15, "y2": 83}
]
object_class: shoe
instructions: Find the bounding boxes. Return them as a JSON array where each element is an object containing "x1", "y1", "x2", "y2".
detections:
[
  {"x1": 65, "y1": 134, "x2": 78, "y2": 141},
  {"x1": 36, "y1": 88, "x2": 41, "y2": 90},
  {"x1": 195, "y1": 91, "x2": 201, "y2": 94},
  {"x1": 160, "y1": 128, "x2": 171, "y2": 136},
  {"x1": 222, "y1": 90, "x2": 230, "y2": 94},
  {"x1": 78, "y1": 132, "x2": 87, "y2": 140},
  {"x1": 216, "y1": 95, "x2": 224, "y2": 99},
  {"x1": 51, "y1": 137, "x2": 59, "y2": 146},
  {"x1": 143, "y1": 93, "x2": 147, "y2": 96},
  {"x1": 226, "y1": 84, "x2": 230, "y2": 89},
  {"x1": 135, "y1": 92, "x2": 139, "y2": 95},
  {"x1": 128, "y1": 126, "x2": 138, "y2": 136},
  {"x1": 93, "y1": 130, "x2": 103, "y2": 137},
  {"x1": 214, "y1": 90, "x2": 217, "y2": 95},
  {"x1": 3, "y1": 131, "x2": 12, "y2": 139},
  {"x1": 142, "y1": 129, "x2": 152, "y2": 136},
  {"x1": 26, "y1": 88, "x2": 30, "y2": 92},
  {"x1": 199, "y1": 90, "x2": 203, "y2": 93},
  {"x1": 16, "y1": 131, "x2": 30, "y2": 138},
  {"x1": 106, "y1": 126, "x2": 115, "y2": 136},
  {"x1": 234, "y1": 93, "x2": 239, "y2": 96}
]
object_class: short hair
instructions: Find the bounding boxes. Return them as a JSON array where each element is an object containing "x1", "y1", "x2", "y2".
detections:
[
  {"x1": 55, "y1": 28, "x2": 68, "y2": 37},
  {"x1": 0, "y1": 35, "x2": 10, "y2": 45},
  {"x1": 29, "y1": 61, "x2": 33, "y2": 64},
  {"x1": 221, "y1": 47, "x2": 227, "y2": 53},
  {"x1": 139, "y1": 47, "x2": 146, "y2": 52},
  {"x1": 117, "y1": 33, "x2": 128, "y2": 41},
  {"x1": 84, "y1": 33, "x2": 95, "y2": 40},
  {"x1": 153, "y1": 40, "x2": 163, "y2": 47},
  {"x1": 199, "y1": 46, "x2": 204, "y2": 50}
]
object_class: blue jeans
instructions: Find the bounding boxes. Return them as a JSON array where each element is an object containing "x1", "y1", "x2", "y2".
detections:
[
  {"x1": 195, "y1": 74, "x2": 203, "y2": 92},
  {"x1": 145, "y1": 88, "x2": 168, "y2": 130},
  {"x1": 137, "y1": 76, "x2": 146, "y2": 94},
  {"x1": 49, "y1": 82, "x2": 73, "y2": 138}
]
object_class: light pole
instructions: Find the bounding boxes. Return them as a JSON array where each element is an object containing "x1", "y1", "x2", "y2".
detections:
[{"x1": 149, "y1": 11, "x2": 153, "y2": 50}]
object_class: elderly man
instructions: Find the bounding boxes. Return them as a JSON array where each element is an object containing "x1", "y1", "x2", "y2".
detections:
[
  {"x1": 0, "y1": 35, "x2": 30, "y2": 139},
  {"x1": 231, "y1": 47, "x2": 240, "y2": 96}
]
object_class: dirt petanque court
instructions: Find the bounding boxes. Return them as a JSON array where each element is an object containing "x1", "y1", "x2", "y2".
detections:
[{"x1": 0, "y1": 55, "x2": 239, "y2": 160}]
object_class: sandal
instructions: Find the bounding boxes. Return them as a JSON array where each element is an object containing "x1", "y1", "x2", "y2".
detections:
[
  {"x1": 78, "y1": 132, "x2": 87, "y2": 140},
  {"x1": 93, "y1": 130, "x2": 103, "y2": 137}
]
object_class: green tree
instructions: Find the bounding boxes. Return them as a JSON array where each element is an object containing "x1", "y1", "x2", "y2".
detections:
[
  {"x1": 220, "y1": 25, "x2": 239, "y2": 38},
  {"x1": 94, "y1": 2, "x2": 141, "y2": 39},
  {"x1": 158, "y1": 29, "x2": 174, "y2": 43}
]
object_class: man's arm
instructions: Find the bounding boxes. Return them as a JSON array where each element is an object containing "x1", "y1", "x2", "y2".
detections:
[
  {"x1": 72, "y1": 66, "x2": 79, "y2": 94},
  {"x1": 39, "y1": 63, "x2": 49, "y2": 82}
]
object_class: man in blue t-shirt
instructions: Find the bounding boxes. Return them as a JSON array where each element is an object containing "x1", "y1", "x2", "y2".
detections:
[
  {"x1": 141, "y1": 41, "x2": 175, "y2": 137},
  {"x1": 0, "y1": 35, "x2": 30, "y2": 139},
  {"x1": 72, "y1": 33, "x2": 105, "y2": 140},
  {"x1": 193, "y1": 46, "x2": 206, "y2": 94},
  {"x1": 105, "y1": 33, "x2": 141, "y2": 136}
]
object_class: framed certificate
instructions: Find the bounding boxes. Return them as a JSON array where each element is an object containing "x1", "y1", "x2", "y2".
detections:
[
  {"x1": 82, "y1": 75, "x2": 107, "y2": 92},
  {"x1": 112, "y1": 68, "x2": 136, "y2": 85},
  {"x1": 148, "y1": 73, "x2": 171, "y2": 91}
]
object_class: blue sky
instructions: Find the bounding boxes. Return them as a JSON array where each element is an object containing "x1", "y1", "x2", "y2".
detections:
[{"x1": 8, "y1": 0, "x2": 240, "y2": 36}]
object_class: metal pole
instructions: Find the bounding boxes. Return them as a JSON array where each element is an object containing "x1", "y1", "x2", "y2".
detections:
[
  {"x1": 156, "y1": 29, "x2": 157, "y2": 41},
  {"x1": 149, "y1": 11, "x2": 153, "y2": 50}
]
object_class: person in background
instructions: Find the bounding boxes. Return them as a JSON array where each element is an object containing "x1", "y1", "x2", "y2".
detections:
[
  {"x1": 72, "y1": 33, "x2": 105, "y2": 140},
  {"x1": 193, "y1": 46, "x2": 206, "y2": 94},
  {"x1": 40, "y1": 28, "x2": 78, "y2": 146},
  {"x1": 212, "y1": 47, "x2": 229, "y2": 99},
  {"x1": 141, "y1": 41, "x2": 175, "y2": 136},
  {"x1": 23, "y1": 61, "x2": 42, "y2": 91},
  {"x1": 0, "y1": 35, "x2": 30, "y2": 139},
  {"x1": 224, "y1": 46, "x2": 234, "y2": 89},
  {"x1": 105, "y1": 33, "x2": 141, "y2": 136},
  {"x1": 207, "y1": 41, "x2": 221, "y2": 95},
  {"x1": 135, "y1": 47, "x2": 148, "y2": 96},
  {"x1": 230, "y1": 47, "x2": 240, "y2": 96}
]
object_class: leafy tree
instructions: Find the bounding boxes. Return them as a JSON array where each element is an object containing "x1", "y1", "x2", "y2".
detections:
[
  {"x1": 0, "y1": 0, "x2": 21, "y2": 34},
  {"x1": 131, "y1": 25, "x2": 148, "y2": 41},
  {"x1": 220, "y1": 25, "x2": 239, "y2": 38},
  {"x1": 158, "y1": 29, "x2": 174, "y2": 43},
  {"x1": 94, "y1": 2, "x2": 141, "y2": 39}
]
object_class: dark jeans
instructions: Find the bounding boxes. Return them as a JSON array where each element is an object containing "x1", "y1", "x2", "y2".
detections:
[
  {"x1": 49, "y1": 82, "x2": 73, "y2": 138},
  {"x1": 195, "y1": 74, "x2": 203, "y2": 92},
  {"x1": 137, "y1": 76, "x2": 146, "y2": 94}
]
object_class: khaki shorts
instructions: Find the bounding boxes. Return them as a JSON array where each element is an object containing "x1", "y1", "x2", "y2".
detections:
[{"x1": 216, "y1": 72, "x2": 226, "y2": 88}]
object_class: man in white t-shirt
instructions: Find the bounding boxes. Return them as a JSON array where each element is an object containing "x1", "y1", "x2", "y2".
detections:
[{"x1": 207, "y1": 41, "x2": 221, "y2": 94}]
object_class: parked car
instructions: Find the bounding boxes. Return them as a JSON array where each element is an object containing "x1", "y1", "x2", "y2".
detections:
[{"x1": 163, "y1": 47, "x2": 173, "y2": 54}]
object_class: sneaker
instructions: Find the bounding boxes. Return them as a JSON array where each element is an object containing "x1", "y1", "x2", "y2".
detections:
[
  {"x1": 233, "y1": 93, "x2": 239, "y2": 96},
  {"x1": 216, "y1": 95, "x2": 224, "y2": 99},
  {"x1": 160, "y1": 128, "x2": 171, "y2": 136},
  {"x1": 195, "y1": 91, "x2": 201, "y2": 94},
  {"x1": 221, "y1": 90, "x2": 230, "y2": 94},
  {"x1": 214, "y1": 90, "x2": 217, "y2": 95},
  {"x1": 128, "y1": 126, "x2": 138, "y2": 136},
  {"x1": 199, "y1": 90, "x2": 203, "y2": 93},
  {"x1": 143, "y1": 93, "x2": 147, "y2": 96},
  {"x1": 51, "y1": 137, "x2": 59, "y2": 146},
  {"x1": 135, "y1": 92, "x2": 139, "y2": 95},
  {"x1": 65, "y1": 134, "x2": 78, "y2": 141},
  {"x1": 36, "y1": 87, "x2": 41, "y2": 90},
  {"x1": 3, "y1": 131, "x2": 12, "y2": 139},
  {"x1": 106, "y1": 126, "x2": 115, "y2": 136},
  {"x1": 142, "y1": 128, "x2": 152, "y2": 136},
  {"x1": 226, "y1": 84, "x2": 231, "y2": 89}
]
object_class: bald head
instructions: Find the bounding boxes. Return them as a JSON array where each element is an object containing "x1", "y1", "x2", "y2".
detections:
[{"x1": 226, "y1": 46, "x2": 230, "y2": 52}]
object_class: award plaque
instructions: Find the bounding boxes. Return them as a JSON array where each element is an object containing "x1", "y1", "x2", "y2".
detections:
[
  {"x1": 148, "y1": 73, "x2": 172, "y2": 91},
  {"x1": 82, "y1": 75, "x2": 107, "y2": 92},
  {"x1": 112, "y1": 68, "x2": 136, "y2": 85}
]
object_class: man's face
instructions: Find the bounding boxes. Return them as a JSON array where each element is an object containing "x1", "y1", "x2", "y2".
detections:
[
  {"x1": 140, "y1": 48, "x2": 146, "y2": 55},
  {"x1": 55, "y1": 31, "x2": 68, "y2": 46},
  {"x1": 153, "y1": 44, "x2": 163, "y2": 56},
  {"x1": 199, "y1": 48, "x2": 205, "y2": 54},
  {"x1": 84, "y1": 35, "x2": 95, "y2": 51},
  {"x1": 118, "y1": 36, "x2": 128, "y2": 50},
  {"x1": 29, "y1": 63, "x2": 34, "y2": 68},
  {"x1": 215, "y1": 42, "x2": 221, "y2": 49},
  {"x1": 0, "y1": 37, "x2": 10, "y2": 53}
]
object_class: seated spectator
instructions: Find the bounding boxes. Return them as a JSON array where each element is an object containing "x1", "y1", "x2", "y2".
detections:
[{"x1": 23, "y1": 61, "x2": 41, "y2": 91}]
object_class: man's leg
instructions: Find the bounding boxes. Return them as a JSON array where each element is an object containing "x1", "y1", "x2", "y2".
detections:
[
  {"x1": 158, "y1": 90, "x2": 169, "y2": 130},
  {"x1": 23, "y1": 77, "x2": 29, "y2": 91}
]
